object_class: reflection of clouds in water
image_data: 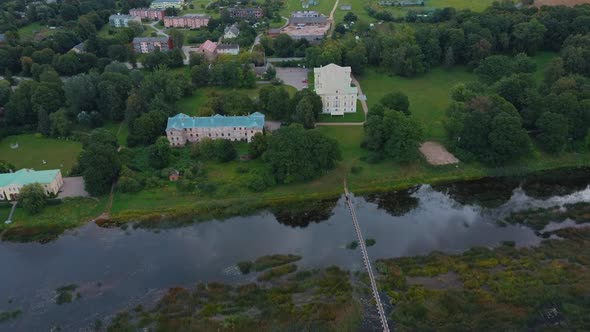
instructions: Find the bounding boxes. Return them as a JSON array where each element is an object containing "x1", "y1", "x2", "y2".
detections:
[{"x1": 499, "y1": 185, "x2": 590, "y2": 213}]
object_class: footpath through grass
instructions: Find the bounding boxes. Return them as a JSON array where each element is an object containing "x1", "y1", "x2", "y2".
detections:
[{"x1": 0, "y1": 134, "x2": 82, "y2": 174}]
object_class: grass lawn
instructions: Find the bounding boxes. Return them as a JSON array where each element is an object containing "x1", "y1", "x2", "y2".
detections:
[
  {"x1": 17, "y1": 22, "x2": 61, "y2": 40},
  {"x1": 357, "y1": 52, "x2": 556, "y2": 140},
  {"x1": 318, "y1": 101, "x2": 365, "y2": 122},
  {"x1": 0, "y1": 134, "x2": 82, "y2": 175},
  {"x1": 358, "y1": 66, "x2": 476, "y2": 140},
  {"x1": 531, "y1": 51, "x2": 556, "y2": 83},
  {"x1": 103, "y1": 122, "x2": 129, "y2": 147},
  {"x1": 335, "y1": 0, "x2": 497, "y2": 23},
  {"x1": 0, "y1": 197, "x2": 107, "y2": 241}
]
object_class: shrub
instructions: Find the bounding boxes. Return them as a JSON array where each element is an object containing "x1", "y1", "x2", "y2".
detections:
[
  {"x1": 351, "y1": 166, "x2": 363, "y2": 174},
  {"x1": 346, "y1": 241, "x2": 358, "y2": 250},
  {"x1": 365, "y1": 238, "x2": 376, "y2": 247},
  {"x1": 237, "y1": 261, "x2": 253, "y2": 274}
]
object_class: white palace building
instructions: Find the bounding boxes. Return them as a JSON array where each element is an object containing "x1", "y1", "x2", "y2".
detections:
[
  {"x1": 166, "y1": 113, "x2": 265, "y2": 146},
  {"x1": 313, "y1": 63, "x2": 358, "y2": 116}
]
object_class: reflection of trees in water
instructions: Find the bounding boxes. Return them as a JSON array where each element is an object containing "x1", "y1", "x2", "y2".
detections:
[
  {"x1": 521, "y1": 168, "x2": 590, "y2": 199},
  {"x1": 272, "y1": 199, "x2": 339, "y2": 228},
  {"x1": 365, "y1": 189, "x2": 419, "y2": 217},
  {"x1": 433, "y1": 178, "x2": 517, "y2": 209}
]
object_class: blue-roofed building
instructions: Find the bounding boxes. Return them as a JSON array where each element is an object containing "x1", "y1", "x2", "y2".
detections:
[
  {"x1": 0, "y1": 169, "x2": 63, "y2": 201},
  {"x1": 166, "y1": 112, "x2": 265, "y2": 146}
]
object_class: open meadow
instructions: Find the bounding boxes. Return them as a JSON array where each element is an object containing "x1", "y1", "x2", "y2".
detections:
[{"x1": 0, "y1": 134, "x2": 82, "y2": 174}]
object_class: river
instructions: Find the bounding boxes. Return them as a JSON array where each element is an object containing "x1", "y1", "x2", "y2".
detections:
[{"x1": 1, "y1": 169, "x2": 590, "y2": 331}]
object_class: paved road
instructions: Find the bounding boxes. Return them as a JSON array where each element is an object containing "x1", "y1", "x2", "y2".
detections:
[
  {"x1": 148, "y1": 21, "x2": 169, "y2": 37},
  {"x1": 250, "y1": 33, "x2": 262, "y2": 52}
]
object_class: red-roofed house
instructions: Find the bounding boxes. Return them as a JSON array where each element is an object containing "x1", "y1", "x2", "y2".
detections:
[{"x1": 197, "y1": 40, "x2": 218, "y2": 60}]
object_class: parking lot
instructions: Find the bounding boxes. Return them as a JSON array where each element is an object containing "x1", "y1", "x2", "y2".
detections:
[{"x1": 275, "y1": 68, "x2": 309, "y2": 91}]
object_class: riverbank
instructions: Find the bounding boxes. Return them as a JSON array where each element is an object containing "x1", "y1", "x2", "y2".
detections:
[{"x1": 2, "y1": 151, "x2": 590, "y2": 243}]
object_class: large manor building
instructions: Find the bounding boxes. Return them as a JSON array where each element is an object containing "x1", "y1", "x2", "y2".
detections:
[
  {"x1": 166, "y1": 113, "x2": 265, "y2": 146},
  {"x1": 314, "y1": 63, "x2": 358, "y2": 116},
  {"x1": 0, "y1": 169, "x2": 63, "y2": 201}
]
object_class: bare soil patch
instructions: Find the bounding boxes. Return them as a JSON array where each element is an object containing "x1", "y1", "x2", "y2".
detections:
[{"x1": 419, "y1": 141, "x2": 459, "y2": 165}]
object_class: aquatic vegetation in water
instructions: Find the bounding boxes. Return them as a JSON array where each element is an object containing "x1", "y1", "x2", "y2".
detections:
[
  {"x1": 55, "y1": 284, "x2": 79, "y2": 305},
  {"x1": 365, "y1": 238, "x2": 376, "y2": 247},
  {"x1": 506, "y1": 202, "x2": 590, "y2": 231},
  {"x1": 257, "y1": 264, "x2": 297, "y2": 281},
  {"x1": 0, "y1": 310, "x2": 21, "y2": 323},
  {"x1": 237, "y1": 261, "x2": 253, "y2": 274},
  {"x1": 237, "y1": 254, "x2": 302, "y2": 275},
  {"x1": 375, "y1": 227, "x2": 590, "y2": 330},
  {"x1": 346, "y1": 241, "x2": 358, "y2": 250},
  {"x1": 107, "y1": 265, "x2": 360, "y2": 331}
]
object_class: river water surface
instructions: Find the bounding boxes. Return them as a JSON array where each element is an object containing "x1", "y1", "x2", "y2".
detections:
[{"x1": 1, "y1": 169, "x2": 590, "y2": 331}]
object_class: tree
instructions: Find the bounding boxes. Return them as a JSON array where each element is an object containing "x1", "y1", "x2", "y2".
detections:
[
  {"x1": 487, "y1": 113, "x2": 531, "y2": 164},
  {"x1": 536, "y1": 112, "x2": 568, "y2": 154},
  {"x1": 128, "y1": 110, "x2": 168, "y2": 146},
  {"x1": 37, "y1": 108, "x2": 50, "y2": 136},
  {"x1": 293, "y1": 97, "x2": 316, "y2": 129},
  {"x1": 264, "y1": 125, "x2": 341, "y2": 184},
  {"x1": 191, "y1": 63, "x2": 210, "y2": 87},
  {"x1": 19, "y1": 183, "x2": 47, "y2": 214},
  {"x1": 248, "y1": 133, "x2": 269, "y2": 159},
  {"x1": 79, "y1": 129, "x2": 121, "y2": 196},
  {"x1": 511, "y1": 19, "x2": 547, "y2": 55},
  {"x1": 382, "y1": 111, "x2": 423, "y2": 162},
  {"x1": 343, "y1": 12, "x2": 358, "y2": 23},
  {"x1": 168, "y1": 28, "x2": 184, "y2": 49},
  {"x1": 0, "y1": 161, "x2": 15, "y2": 173},
  {"x1": 50, "y1": 109, "x2": 72, "y2": 137},
  {"x1": 213, "y1": 139, "x2": 237, "y2": 162},
  {"x1": 474, "y1": 55, "x2": 515, "y2": 84},
  {"x1": 381, "y1": 92, "x2": 410, "y2": 115},
  {"x1": 148, "y1": 136, "x2": 172, "y2": 169}
]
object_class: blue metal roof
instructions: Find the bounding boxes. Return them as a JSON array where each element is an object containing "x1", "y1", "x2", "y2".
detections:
[{"x1": 166, "y1": 113, "x2": 265, "y2": 130}]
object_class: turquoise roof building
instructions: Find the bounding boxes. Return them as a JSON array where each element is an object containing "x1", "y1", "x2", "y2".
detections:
[
  {"x1": 166, "y1": 113, "x2": 266, "y2": 146},
  {"x1": 166, "y1": 112, "x2": 265, "y2": 130},
  {"x1": 0, "y1": 169, "x2": 64, "y2": 200}
]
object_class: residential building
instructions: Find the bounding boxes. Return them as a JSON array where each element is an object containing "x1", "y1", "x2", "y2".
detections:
[
  {"x1": 226, "y1": 7, "x2": 263, "y2": 19},
  {"x1": 109, "y1": 14, "x2": 141, "y2": 27},
  {"x1": 163, "y1": 14, "x2": 210, "y2": 28},
  {"x1": 290, "y1": 11, "x2": 328, "y2": 26},
  {"x1": 0, "y1": 169, "x2": 63, "y2": 201},
  {"x1": 223, "y1": 22, "x2": 240, "y2": 39},
  {"x1": 196, "y1": 39, "x2": 217, "y2": 60},
  {"x1": 166, "y1": 112, "x2": 265, "y2": 146},
  {"x1": 129, "y1": 8, "x2": 165, "y2": 20},
  {"x1": 132, "y1": 37, "x2": 172, "y2": 53},
  {"x1": 217, "y1": 44, "x2": 240, "y2": 55},
  {"x1": 70, "y1": 42, "x2": 86, "y2": 53},
  {"x1": 313, "y1": 64, "x2": 358, "y2": 116},
  {"x1": 150, "y1": 0, "x2": 184, "y2": 9}
]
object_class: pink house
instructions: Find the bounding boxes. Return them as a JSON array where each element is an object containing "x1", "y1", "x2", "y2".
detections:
[{"x1": 197, "y1": 40, "x2": 218, "y2": 60}]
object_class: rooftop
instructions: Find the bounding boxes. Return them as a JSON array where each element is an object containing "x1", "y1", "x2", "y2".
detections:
[
  {"x1": 133, "y1": 36, "x2": 169, "y2": 42},
  {"x1": 167, "y1": 113, "x2": 265, "y2": 130},
  {"x1": 217, "y1": 43, "x2": 239, "y2": 50},
  {"x1": 0, "y1": 169, "x2": 60, "y2": 187},
  {"x1": 152, "y1": 0, "x2": 183, "y2": 3},
  {"x1": 198, "y1": 39, "x2": 217, "y2": 52},
  {"x1": 109, "y1": 14, "x2": 139, "y2": 20}
]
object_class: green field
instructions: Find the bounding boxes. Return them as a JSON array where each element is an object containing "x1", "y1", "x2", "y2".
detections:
[
  {"x1": 335, "y1": 0, "x2": 497, "y2": 23},
  {"x1": 359, "y1": 66, "x2": 476, "y2": 140},
  {"x1": 0, "y1": 134, "x2": 82, "y2": 175},
  {"x1": 17, "y1": 22, "x2": 61, "y2": 40},
  {"x1": 358, "y1": 52, "x2": 556, "y2": 140}
]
